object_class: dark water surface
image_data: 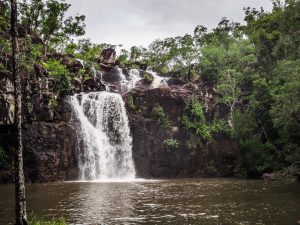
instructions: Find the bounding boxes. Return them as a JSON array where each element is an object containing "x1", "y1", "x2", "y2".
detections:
[{"x1": 0, "y1": 179, "x2": 299, "y2": 225}]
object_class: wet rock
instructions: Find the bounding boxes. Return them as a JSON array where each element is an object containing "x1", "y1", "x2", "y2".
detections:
[
  {"x1": 126, "y1": 87, "x2": 238, "y2": 178},
  {"x1": 23, "y1": 122, "x2": 79, "y2": 182},
  {"x1": 68, "y1": 59, "x2": 84, "y2": 73},
  {"x1": 262, "y1": 173, "x2": 276, "y2": 181},
  {"x1": 102, "y1": 67, "x2": 121, "y2": 83},
  {"x1": 139, "y1": 63, "x2": 148, "y2": 71},
  {"x1": 31, "y1": 93, "x2": 54, "y2": 122},
  {"x1": 72, "y1": 77, "x2": 83, "y2": 92},
  {"x1": 82, "y1": 77, "x2": 104, "y2": 92},
  {"x1": 0, "y1": 70, "x2": 13, "y2": 94},
  {"x1": 167, "y1": 78, "x2": 186, "y2": 86},
  {"x1": 100, "y1": 48, "x2": 116, "y2": 65},
  {"x1": 0, "y1": 94, "x2": 14, "y2": 125}
]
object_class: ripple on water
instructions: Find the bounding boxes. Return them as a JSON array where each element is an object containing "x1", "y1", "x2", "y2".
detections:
[{"x1": 0, "y1": 179, "x2": 299, "y2": 225}]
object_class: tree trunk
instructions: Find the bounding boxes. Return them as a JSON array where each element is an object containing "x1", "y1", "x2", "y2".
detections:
[{"x1": 11, "y1": 0, "x2": 28, "y2": 224}]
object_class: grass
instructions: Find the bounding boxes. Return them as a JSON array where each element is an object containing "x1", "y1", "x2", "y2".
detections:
[{"x1": 29, "y1": 218, "x2": 67, "y2": 225}]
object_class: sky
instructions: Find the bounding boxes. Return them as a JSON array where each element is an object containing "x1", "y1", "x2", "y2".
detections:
[{"x1": 65, "y1": 0, "x2": 273, "y2": 49}]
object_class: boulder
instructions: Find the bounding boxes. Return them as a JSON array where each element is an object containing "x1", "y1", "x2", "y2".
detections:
[
  {"x1": 101, "y1": 67, "x2": 121, "y2": 83},
  {"x1": 82, "y1": 77, "x2": 104, "y2": 92},
  {"x1": 100, "y1": 48, "x2": 116, "y2": 65},
  {"x1": 167, "y1": 78, "x2": 186, "y2": 86},
  {"x1": 262, "y1": 173, "x2": 276, "y2": 181},
  {"x1": 33, "y1": 63, "x2": 48, "y2": 79},
  {"x1": 0, "y1": 94, "x2": 14, "y2": 125},
  {"x1": 71, "y1": 77, "x2": 83, "y2": 92},
  {"x1": 0, "y1": 70, "x2": 13, "y2": 94},
  {"x1": 139, "y1": 63, "x2": 148, "y2": 71},
  {"x1": 68, "y1": 59, "x2": 84, "y2": 73}
]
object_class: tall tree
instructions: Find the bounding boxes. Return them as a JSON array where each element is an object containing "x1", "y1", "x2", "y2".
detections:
[
  {"x1": 19, "y1": 0, "x2": 86, "y2": 57},
  {"x1": 11, "y1": 0, "x2": 28, "y2": 224}
]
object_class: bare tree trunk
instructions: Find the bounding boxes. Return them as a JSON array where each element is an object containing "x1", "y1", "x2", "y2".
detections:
[{"x1": 11, "y1": 0, "x2": 28, "y2": 224}]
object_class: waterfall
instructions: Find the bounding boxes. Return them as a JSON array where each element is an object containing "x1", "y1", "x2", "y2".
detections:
[
  {"x1": 118, "y1": 68, "x2": 142, "y2": 91},
  {"x1": 148, "y1": 71, "x2": 169, "y2": 88},
  {"x1": 70, "y1": 92, "x2": 136, "y2": 181}
]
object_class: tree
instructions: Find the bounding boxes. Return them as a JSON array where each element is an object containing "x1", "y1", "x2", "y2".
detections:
[
  {"x1": 19, "y1": 0, "x2": 86, "y2": 57},
  {"x1": 11, "y1": 0, "x2": 28, "y2": 224}
]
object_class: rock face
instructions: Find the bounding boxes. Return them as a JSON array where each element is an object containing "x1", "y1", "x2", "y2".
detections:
[
  {"x1": 23, "y1": 122, "x2": 79, "y2": 182},
  {"x1": 0, "y1": 94, "x2": 14, "y2": 125},
  {"x1": 125, "y1": 86, "x2": 238, "y2": 178},
  {"x1": 100, "y1": 48, "x2": 116, "y2": 65},
  {"x1": 0, "y1": 50, "x2": 239, "y2": 182},
  {"x1": 0, "y1": 71, "x2": 14, "y2": 125}
]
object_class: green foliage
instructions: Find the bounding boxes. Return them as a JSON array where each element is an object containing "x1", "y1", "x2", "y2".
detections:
[
  {"x1": 143, "y1": 72, "x2": 154, "y2": 84},
  {"x1": 75, "y1": 39, "x2": 102, "y2": 62},
  {"x1": 118, "y1": 49, "x2": 129, "y2": 64},
  {"x1": 163, "y1": 138, "x2": 180, "y2": 151},
  {"x1": 236, "y1": 137, "x2": 279, "y2": 178},
  {"x1": 29, "y1": 217, "x2": 67, "y2": 225},
  {"x1": 19, "y1": 0, "x2": 86, "y2": 56},
  {"x1": 0, "y1": 0, "x2": 10, "y2": 31},
  {"x1": 127, "y1": 95, "x2": 136, "y2": 111},
  {"x1": 49, "y1": 98, "x2": 58, "y2": 109},
  {"x1": 152, "y1": 104, "x2": 172, "y2": 129},
  {"x1": 182, "y1": 97, "x2": 218, "y2": 141},
  {"x1": 147, "y1": 34, "x2": 199, "y2": 76},
  {"x1": 43, "y1": 60, "x2": 70, "y2": 95}
]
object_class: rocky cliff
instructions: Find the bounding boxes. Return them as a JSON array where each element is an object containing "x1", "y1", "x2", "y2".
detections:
[
  {"x1": 125, "y1": 84, "x2": 238, "y2": 178},
  {"x1": 0, "y1": 49, "x2": 238, "y2": 183}
]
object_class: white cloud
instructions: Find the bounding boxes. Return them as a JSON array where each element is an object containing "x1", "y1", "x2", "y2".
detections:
[{"x1": 65, "y1": 0, "x2": 273, "y2": 49}]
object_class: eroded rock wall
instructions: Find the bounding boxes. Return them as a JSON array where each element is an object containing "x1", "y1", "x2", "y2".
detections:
[{"x1": 126, "y1": 86, "x2": 238, "y2": 178}]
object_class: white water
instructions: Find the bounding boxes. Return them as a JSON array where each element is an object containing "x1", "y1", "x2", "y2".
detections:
[
  {"x1": 116, "y1": 68, "x2": 169, "y2": 91},
  {"x1": 118, "y1": 68, "x2": 142, "y2": 91},
  {"x1": 70, "y1": 92, "x2": 136, "y2": 181},
  {"x1": 148, "y1": 71, "x2": 169, "y2": 88}
]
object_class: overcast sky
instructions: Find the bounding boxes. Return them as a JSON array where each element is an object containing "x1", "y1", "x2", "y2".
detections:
[{"x1": 65, "y1": 0, "x2": 273, "y2": 49}]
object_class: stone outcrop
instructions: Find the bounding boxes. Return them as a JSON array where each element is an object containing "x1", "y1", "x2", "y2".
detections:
[
  {"x1": 0, "y1": 48, "x2": 239, "y2": 183},
  {"x1": 125, "y1": 86, "x2": 238, "y2": 178},
  {"x1": 100, "y1": 48, "x2": 116, "y2": 65},
  {"x1": 0, "y1": 71, "x2": 14, "y2": 125},
  {"x1": 23, "y1": 121, "x2": 79, "y2": 182}
]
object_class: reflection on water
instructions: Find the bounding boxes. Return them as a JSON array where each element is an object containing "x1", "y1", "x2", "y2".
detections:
[{"x1": 0, "y1": 179, "x2": 299, "y2": 224}]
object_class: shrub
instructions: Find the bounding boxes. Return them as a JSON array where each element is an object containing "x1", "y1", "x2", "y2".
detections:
[
  {"x1": 182, "y1": 97, "x2": 213, "y2": 141},
  {"x1": 152, "y1": 104, "x2": 171, "y2": 129},
  {"x1": 43, "y1": 60, "x2": 71, "y2": 95},
  {"x1": 143, "y1": 72, "x2": 154, "y2": 84},
  {"x1": 49, "y1": 98, "x2": 58, "y2": 109},
  {"x1": 127, "y1": 95, "x2": 136, "y2": 111},
  {"x1": 163, "y1": 138, "x2": 179, "y2": 151}
]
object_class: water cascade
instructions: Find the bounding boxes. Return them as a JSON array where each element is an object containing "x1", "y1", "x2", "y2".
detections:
[
  {"x1": 70, "y1": 67, "x2": 170, "y2": 181},
  {"x1": 70, "y1": 92, "x2": 136, "y2": 180},
  {"x1": 118, "y1": 68, "x2": 143, "y2": 91}
]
